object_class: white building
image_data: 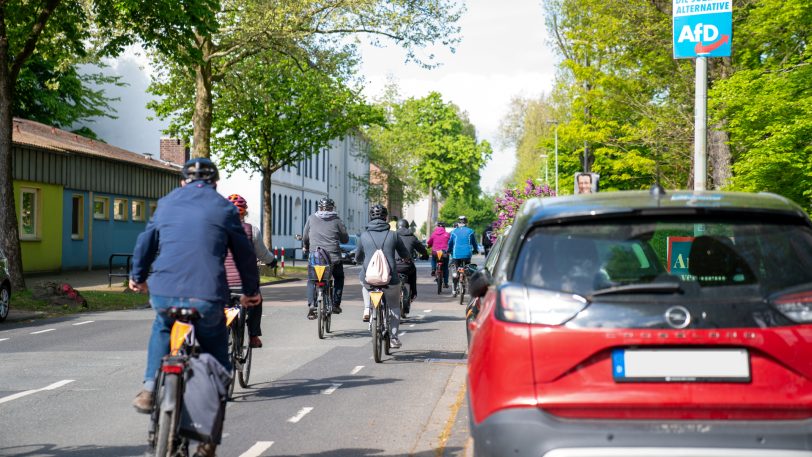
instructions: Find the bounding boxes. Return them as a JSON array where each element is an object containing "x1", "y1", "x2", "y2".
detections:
[{"x1": 218, "y1": 136, "x2": 370, "y2": 258}]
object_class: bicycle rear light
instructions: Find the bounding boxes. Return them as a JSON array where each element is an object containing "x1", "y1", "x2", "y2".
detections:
[{"x1": 162, "y1": 364, "x2": 183, "y2": 374}]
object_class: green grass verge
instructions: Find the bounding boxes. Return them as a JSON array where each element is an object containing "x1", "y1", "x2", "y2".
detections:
[{"x1": 12, "y1": 289, "x2": 150, "y2": 317}]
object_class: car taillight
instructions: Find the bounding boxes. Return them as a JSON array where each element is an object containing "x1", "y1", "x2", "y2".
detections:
[
  {"x1": 496, "y1": 283, "x2": 589, "y2": 325},
  {"x1": 773, "y1": 291, "x2": 812, "y2": 323}
]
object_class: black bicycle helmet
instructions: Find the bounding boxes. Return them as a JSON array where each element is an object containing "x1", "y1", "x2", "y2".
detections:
[
  {"x1": 182, "y1": 157, "x2": 219, "y2": 183},
  {"x1": 397, "y1": 219, "x2": 410, "y2": 230},
  {"x1": 436, "y1": 221, "x2": 446, "y2": 228},
  {"x1": 318, "y1": 197, "x2": 335, "y2": 211},
  {"x1": 458, "y1": 215, "x2": 468, "y2": 224},
  {"x1": 369, "y1": 204, "x2": 388, "y2": 221}
]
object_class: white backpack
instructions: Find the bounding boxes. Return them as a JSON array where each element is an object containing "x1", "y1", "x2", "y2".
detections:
[{"x1": 365, "y1": 231, "x2": 391, "y2": 286}]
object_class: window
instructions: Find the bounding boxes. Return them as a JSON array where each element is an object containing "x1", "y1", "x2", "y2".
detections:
[
  {"x1": 315, "y1": 154, "x2": 319, "y2": 180},
  {"x1": 94, "y1": 196, "x2": 110, "y2": 220},
  {"x1": 283, "y1": 196, "x2": 289, "y2": 235},
  {"x1": 19, "y1": 188, "x2": 39, "y2": 239},
  {"x1": 132, "y1": 200, "x2": 145, "y2": 222},
  {"x1": 71, "y1": 195, "x2": 84, "y2": 240},
  {"x1": 114, "y1": 198, "x2": 129, "y2": 221},
  {"x1": 322, "y1": 153, "x2": 327, "y2": 181},
  {"x1": 149, "y1": 202, "x2": 157, "y2": 220},
  {"x1": 272, "y1": 193, "x2": 277, "y2": 235}
]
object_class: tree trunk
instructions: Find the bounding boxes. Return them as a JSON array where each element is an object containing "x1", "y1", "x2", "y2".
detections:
[
  {"x1": 192, "y1": 35, "x2": 213, "y2": 159},
  {"x1": 0, "y1": 35, "x2": 25, "y2": 290},
  {"x1": 261, "y1": 164, "x2": 273, "y2": 250},
  {"x1": 426, "y1": 185, "x2": 434, "y2": 237}
]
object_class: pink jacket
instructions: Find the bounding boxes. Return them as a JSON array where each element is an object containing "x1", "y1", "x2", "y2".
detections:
[{"x1": 427, "y1": 227, "x2": 450, "y2": 252}]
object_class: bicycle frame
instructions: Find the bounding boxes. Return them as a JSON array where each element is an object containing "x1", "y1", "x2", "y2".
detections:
[
  {"x1": 369, "y1": 289, "x2": 390, "y2": 363},
  {"x1": 314, "y1": 265, "x2": 333, "y2": 339},
  {"x1": 435, "y1": 250, "x2": 445, "y2": 294}
]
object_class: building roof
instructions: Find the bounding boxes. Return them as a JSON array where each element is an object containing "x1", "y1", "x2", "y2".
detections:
[{"x1": 12, "y1": 118, "x2": 180, "y2": 173}]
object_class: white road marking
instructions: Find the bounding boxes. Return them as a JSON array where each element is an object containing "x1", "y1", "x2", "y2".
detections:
[
  {"x1": 351, "y1": 365, "x2": 364, "y2": 375},
  {"x1": 0, "y1": 379, "x2": 75, "y2": 405},
  {"x1": 399, "y1": 331, "x2": 407, "y2": 336},
  {"x1": 30, "y1": 329, "x2": 55, "y2": 335},
  {"x1": 287, "y1": 407, "x2": 313, "y2": 423},
  {"x1": 409, "y1": 324, "x2": 416, "y2": 328},
  {"x1": 239, "y1": 441, "x2": 274, "y2": 457},
  {"x1": 0, "y1": 338, "x2": 8, "y2": 342},
  {"x1": 322, "y1": 383, "x2": 342, "y2": 395},
  {"x1": 72, "y1": 321, "x2": 94, "y2": 326},
  {"x1": 423, "y1": 309, "x2": 432, "y2": 313}
]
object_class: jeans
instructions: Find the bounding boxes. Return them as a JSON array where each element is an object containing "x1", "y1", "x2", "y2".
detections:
[
  {"x1": 144, "y1": 295, "x2": 230, "y2": 391},
  {"x1": 430, "y1": 251, "x2": 450, "y2": 285},
  {"x1": 308, "y1": 262, "x2": 344, "y2": 308}
]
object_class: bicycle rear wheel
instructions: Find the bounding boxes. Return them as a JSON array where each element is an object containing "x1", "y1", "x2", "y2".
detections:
[
  {"x1": 153, "y1": 372, "x2": 181, "y2": 457},
  {"x1": 237, "y1": 309, "x2": 251, "y2": 388},
  {"x1": 459, "y1": 278, "x2": 466, "y2": 305},
  {"x1": 372, "y1": 305, "x2": 383, "y2": 363},
  {"x1": 324, "y1": 291, "x2": 332, "y2": 334},
  {"x1": 436, "y1": 267, "x2": 442, "y2": 294},
  {"x1": 317, "y1": 290, "x2": 325, "y2": 340},
  {"x1": 227, "y1": 324, "x2": 239, "y2": 399}
]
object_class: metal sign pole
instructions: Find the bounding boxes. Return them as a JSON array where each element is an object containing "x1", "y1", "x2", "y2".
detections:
[{"x1": 694, "y1": 56, "x2": 707, "y2": 191}]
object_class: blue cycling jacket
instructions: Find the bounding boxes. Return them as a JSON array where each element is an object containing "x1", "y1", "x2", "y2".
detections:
[
  {"x1": 130, "y1": 182, "x2": 260, "y2": 303},
  {"x1": 448, "y1": 226, "x2": 478, "y2": 260}
]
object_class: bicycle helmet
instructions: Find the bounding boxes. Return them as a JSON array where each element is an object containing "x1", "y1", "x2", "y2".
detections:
[
  {"x1": 458, "y1": 215, "x2": 468, "y2": 224},
  {"x1": 436, "y1": 221, "x2": 446, "y2": 228},
  {"x1": 182, "y1": 157, "x2": 219, "y2": 183},
  {"x1": 397, "y1": 219, "x2": 410, "y2": 230},
  {"x1": 369, "y1": 204, "x2": 388, "y2": 221},
  {"x1": 227, "y1": 194, "x2": 248, "y2": 216},
  {"x1": 318, "y1": 197, "x2": 335, "y2": 211}
]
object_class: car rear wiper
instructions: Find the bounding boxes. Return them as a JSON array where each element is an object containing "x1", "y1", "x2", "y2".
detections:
[{"x1": 590, "y1": 283, "x2": 683, "y2": 298}]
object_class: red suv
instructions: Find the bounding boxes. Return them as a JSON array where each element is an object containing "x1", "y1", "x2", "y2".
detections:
[{"x1": 467, "y1": 190, "x2": 812, "y2": 457}]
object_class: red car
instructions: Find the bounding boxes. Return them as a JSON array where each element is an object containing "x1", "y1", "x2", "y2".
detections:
[{"x1": 467, "y1": 189, "x2": 812, "y2": 457}]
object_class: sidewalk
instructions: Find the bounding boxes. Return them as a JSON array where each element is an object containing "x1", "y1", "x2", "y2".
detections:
[{"x1": 24, "y1": 269, "x2": 128, "y2": 292}]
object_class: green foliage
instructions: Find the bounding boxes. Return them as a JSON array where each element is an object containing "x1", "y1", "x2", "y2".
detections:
[{"x1": 438, "y1": 192, "x2": 496, "y2": 236}]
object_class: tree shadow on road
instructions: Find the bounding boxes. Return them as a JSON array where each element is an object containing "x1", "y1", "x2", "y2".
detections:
[
  {"x1": 382, "y1": 349, "x2": 467, "y2": 365},
  {"x1": 0, "y1": 443, "x2": 148, "y2": 457},
  {"x1": 230, "y1": 374, "x2": 400, "y2": 403},
  {"x1": 270, "y1": 446, "x2": 465, "y2": 457}
]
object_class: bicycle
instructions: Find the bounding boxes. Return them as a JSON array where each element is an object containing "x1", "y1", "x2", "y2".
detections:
[
  {"x1": 369, "y1": 287, "x2": 391, "y2": 363},
  {"x1": 225, "y1": 291, "x2": 252, "y2": 398},
  {"x1": 452, "y1": 260, "x2": 469, "y2": 305},
  {"x1": 313, "y1": 264, "x2": 333, "y2": 339},
  {"x1": 434, "y1": 250, "x2": 446, "y2": 295},
  {"x1": 148, "y1": 307, "x2": 202, "y2": 457}
]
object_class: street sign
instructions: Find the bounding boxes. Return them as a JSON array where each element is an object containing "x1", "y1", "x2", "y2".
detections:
[{"x1": 673, "y1": 0, "x2": 732, "y2": 59}]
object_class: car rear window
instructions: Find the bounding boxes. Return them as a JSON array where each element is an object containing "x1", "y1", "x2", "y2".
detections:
[{"x1": 512, "y1": 217, "x2": 812, "y2": 298}]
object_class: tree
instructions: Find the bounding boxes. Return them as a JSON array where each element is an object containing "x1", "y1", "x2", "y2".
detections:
[
  {"x1": 493, "y1": 179, "x2": 555, "y2": 237},
  {"x1": 438, "y1": 192, "x2": 496, "y2": 237},
  {"x1": 212, "y1": 51, "x2": 384, "y2": 248},
  {"x1": 148, "y1": 0, "x2": 466, "y2": 159},
  {"x1": 0, "y1": 0, "x2": 215, "y2": 289}
]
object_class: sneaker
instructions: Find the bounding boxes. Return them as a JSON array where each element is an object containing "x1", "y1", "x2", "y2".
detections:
[
  {"x1": 132, "y1": 389, "x2": 153, "y2": 414},
  {"x1": 333, "y1": 304, "x2": 343, "y2": 314},
  {"x1": 249, "y1": 336, "x2": 262, "y2": 348},
  {"x1": 193, "y1": 442, "x2": 216, "y2": 457},
  {"x1": 390, "y1": 337, "x2": 402, "y2": 349},
  {"x1": 363, "y1": 310, "x2": 370, "y2": 322},
  {"x1": 307, "y1": 309, "x2": 317, "y2": 320}
]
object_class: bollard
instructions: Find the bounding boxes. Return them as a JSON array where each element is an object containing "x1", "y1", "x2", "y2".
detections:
[
  {"x1": 273, "y1": 246, "x2": 279, "y2": 276},
  {"x1": 281, "y1": 247, "x2": 286, "y2": 276}
]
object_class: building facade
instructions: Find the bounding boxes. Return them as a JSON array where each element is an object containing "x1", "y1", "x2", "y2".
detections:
[
  {"x1": 217, "y1": 136, "x2": 371, "y2": 258},
  {"x1": 11, "y1": 118, "x2": 181, "y2": 272}
]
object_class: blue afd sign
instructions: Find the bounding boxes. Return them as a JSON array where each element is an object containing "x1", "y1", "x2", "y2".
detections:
[{"x1": 673, "y1": 0, "x2": 732, "y2": 59}]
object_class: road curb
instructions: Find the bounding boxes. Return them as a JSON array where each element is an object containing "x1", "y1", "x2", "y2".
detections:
[
  {"x1": 411, "y1": 363, "x2": 468, "y2": 455},
  {"x1": 260, "y1": 277, "x2": 302, "y2": 286}
]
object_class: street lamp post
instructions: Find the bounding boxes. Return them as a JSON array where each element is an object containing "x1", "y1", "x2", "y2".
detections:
[
  {"x1": 547, "y1": 120, "x2": 559, "y2": 195},
  {"x1": 539, "y1": 154, "x2": 549, "y2": 185}
]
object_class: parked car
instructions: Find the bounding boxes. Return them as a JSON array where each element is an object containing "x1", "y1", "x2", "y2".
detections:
[
  {"x1": 339, "y1": 234, "x2": 359, "y2": 265},
  {"x1": 0, "y1": 248, "x2": 10, "y2": 321},
  {"x1": 467, "y1": 189, "x2": 812, "y2": 457}
]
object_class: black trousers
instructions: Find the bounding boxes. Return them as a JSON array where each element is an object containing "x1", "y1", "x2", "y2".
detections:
[{"x1": 396, "y1": 262, "x2": 417, "y2": 300}]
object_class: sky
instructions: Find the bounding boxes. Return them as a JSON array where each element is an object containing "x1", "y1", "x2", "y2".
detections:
[{"x1": 84, "y1": 0, "x2": 558, "y2": 193}]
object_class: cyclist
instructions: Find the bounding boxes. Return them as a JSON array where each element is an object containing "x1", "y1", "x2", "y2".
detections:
[
  {"x1": 481, "y1": 222, "x2": 495, "y2": 257},
  {"x1": 224, "y1": 194, "x2": 277, "y2": 348},
  {"x1": 356, "y1": 204, "x2": 411, "y2": 348},
  {"x1": 448, "y1": 215, "x2": 479, "y2": 295},
  {"x1": 427, "y1": 221, "x2": 451, "y2": 288},
  {"x1": 395, "y1": 218, "x2": 428, "y2": 316},
  {"x1": 303, "y1": 197, "x2": 349, "y2": 319},
  {"x1": 129, "y1": 158, "x2": 261, "y2": 457}
]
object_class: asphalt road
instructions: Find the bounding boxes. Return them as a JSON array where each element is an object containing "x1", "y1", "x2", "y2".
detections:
[{"x1": 0, "y1": 260, "x2": 474, "y2": 457}]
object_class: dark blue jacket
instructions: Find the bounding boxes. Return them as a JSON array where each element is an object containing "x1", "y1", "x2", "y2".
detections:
[{"x1": 130, "y1": 182, "x2": 259, "y2": 303}]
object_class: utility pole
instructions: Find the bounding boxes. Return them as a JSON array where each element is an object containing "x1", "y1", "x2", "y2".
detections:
[
  {"x1": 694, "y1": 56, "x2": 707, "y2": 191},
  {"x1": 547, "y1": 120, "x2": 559, "y2": 194}
]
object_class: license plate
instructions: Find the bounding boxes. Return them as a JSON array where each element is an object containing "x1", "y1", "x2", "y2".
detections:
[{"x1": 612, "y1": 349, "x2": 750, "y2": 382}]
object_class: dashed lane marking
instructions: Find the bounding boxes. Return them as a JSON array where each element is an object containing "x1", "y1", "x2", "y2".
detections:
[
  {"x1": 287, "y1": 407, "x2": 313, "y2": 423},
  {"x1": 72, "y1": 321, "x2": 94, "y2": 326},
  {"x1": 351, "y1": 365, "x2": 364, "y2": 375},
  {"x1": 322, "y1": 383, "x2": 342, "y2": 395},
  {"x1": 409, "y1": 324, "x2": 416, "y2": 328},
  {"x1": 423, "y1": 309, "x2": 433, "y2": 313},
  {"x1": 30, "y1": 329, "x2": 55, "y2": 335},
  {"x1": 0, "y1": 380, "x2": 75, "y2": 405},
  {"x1": 239, "y1": 441, "x2": 274, "y2": 457},
  {"x1": 399, "y1": 331, "x2": 407, "y2": 336},
  {"x1": 0, "y1": 338, "x2": 8, "y2": 342}
]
